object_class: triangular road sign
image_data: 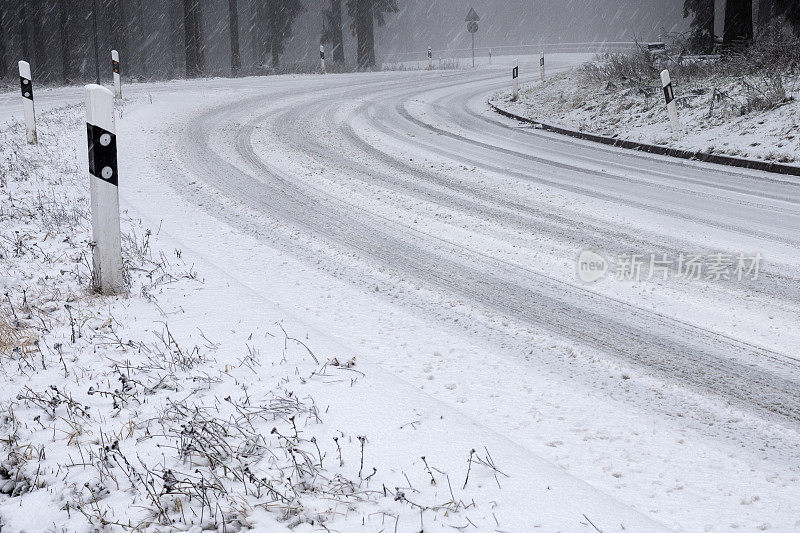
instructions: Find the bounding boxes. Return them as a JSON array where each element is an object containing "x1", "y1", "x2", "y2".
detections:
[{"x1": 465, "y1": 8, "x2": 480, "y2": 22}]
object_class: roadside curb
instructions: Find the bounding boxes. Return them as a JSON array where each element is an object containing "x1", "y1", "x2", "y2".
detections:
[{"x1": 488, "y1": 99, "x2": 800, "y2": 178}]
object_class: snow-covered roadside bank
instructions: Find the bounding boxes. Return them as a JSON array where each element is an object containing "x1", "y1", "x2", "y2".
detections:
[
  {"x1": 0, "y1": 94, "x2": 662, "y2": 530},
  {"x1": 491, "y1": 66, "x2": 800, "y2": 166}
]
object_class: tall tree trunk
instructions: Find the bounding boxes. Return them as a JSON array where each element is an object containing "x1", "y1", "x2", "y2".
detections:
[
  {"x1": 723, "y1": 0, "x2": 754, "y2": 51},
  {"x1": 703, "y1": 0, "x2": 715, "y2": 52},
  {"x1": 757, "y1": 0, "x2": 774, "y2": 35},
  {"x1": 254, "y1": 0, "x2": 268, "y2": 69},
  {"x1": 0, "y1": 1, "x2": 7, "y2": 79},
  {"x1": 183, "y1": 0, "x2": 204, "y2": 77},
  {"x1": 31, "y1": 0, "x2": 46, "y2": 80},
  {"x1": 229, "y1": 0, "x2": 241, "y2": 75},
  {"x1": 269, "y1": 2, "x2": 279, "y2": 68},
  {"x1": 169, "y1": 0, "x2": 183, "y2": 77},
  {"x1": 107, "y1": 0, "x2": 127, "y2": 75},
  {"x1": 20, "y1": 1, "x2": 30, "y2": 62},
  {"x1": 59, "y1": 0, "x2": 70, "y2": 83},
  {"x1": 331, "y1": 0, "x2": 344, "y2": 64},
  {"x1": 355, "y1": 0, "x2": 375, "y2": 69}
]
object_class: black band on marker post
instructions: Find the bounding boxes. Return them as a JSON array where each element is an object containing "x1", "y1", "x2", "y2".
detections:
[
  {"x1": 87, "y1": 123, "x2": 119, "y2": 186},
  {"x1": 112, "y1": 60, "x2": 120, "y2": 74},
  {"x1": 512, "y1": 66, "x2": 519, "y2": 79},
  {"x1": 663, "y1": 83, "x2": 674, "y2": 105},
  {"x1": 20, "y1": 77, "x2": 33, "y2": 100}
]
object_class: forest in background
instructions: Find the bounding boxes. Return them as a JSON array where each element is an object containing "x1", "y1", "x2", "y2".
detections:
[{"x1": 0, "y1": 0, "x2": 797, "y2": 84}]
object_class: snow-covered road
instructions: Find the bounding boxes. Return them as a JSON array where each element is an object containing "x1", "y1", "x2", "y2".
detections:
[
  {"x1": 147, "y1": 57, "x2": 800, "y2": 425},
  {"x1": 4, "y1": 55, "x2": 800, "y2": 529}
]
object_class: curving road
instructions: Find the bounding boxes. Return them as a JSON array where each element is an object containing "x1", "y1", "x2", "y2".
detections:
[{"x1": 134, "y1": 57, "x2": 800, "y2": 428}]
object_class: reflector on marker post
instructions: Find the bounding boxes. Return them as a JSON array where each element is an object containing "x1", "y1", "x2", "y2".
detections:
[
  {"x1": 85, "y1": 84, "x2": 124, "y2": 295},
  {"x1": 428, "y1": 47, "x2": 433, "y2": 70},
  {"x1": 18, "y1": 61, "x2": 37, "y2": 144},
  {"x1": 660, "y1": 69, "x2": 680, "y2": 132},
  {"x1": 540, "y1": 51, "x2": 546, "y2": 81},
  {"x1": 320, "y1": 45, "x2": 326, "y2": 74},
  {"x1": 112, "y1": 50, "x2": 122, "y2": 99},
  {"x1": 511, "y1": 59, "x2": 519, "y2": 101}
]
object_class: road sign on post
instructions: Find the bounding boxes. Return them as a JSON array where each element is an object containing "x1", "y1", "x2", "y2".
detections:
[
  {"x1": 18, "y1": 61, "x2": 37, "y2": 144},
  {"x1": 85, "y1": 84, "x2": 124, "y2": 295},
  {"x1": 465, "y1": 8, "x2": 480, "y2": 68}
]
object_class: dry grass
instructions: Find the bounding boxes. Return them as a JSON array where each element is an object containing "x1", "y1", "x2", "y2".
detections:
[{"x1": 0, "y1": 315, "x2": 39, "y2": 358}]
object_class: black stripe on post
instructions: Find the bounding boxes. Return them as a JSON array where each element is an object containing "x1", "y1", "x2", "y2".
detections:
[
  {"x1": 87, "y1": 123, "x2": 118, "y2": 186},
  {"x1": 512, "y1": 66, "x2": 519, "y2": 79},
  {"x1": 320, "y1": 50, "x2": 325, "y2": 60},
  {"x1": 540, "y1": 57, "x2": 545, "y2": 67},
  {"x1": 663, "y1": 83, "x2": 675, "y2": 105},
  {"x1": 112, "y1": 60, "x2": 120, "y2": 74},
  {"x1": 20, "y1": 77, "x2": 33, "y2": 100}
]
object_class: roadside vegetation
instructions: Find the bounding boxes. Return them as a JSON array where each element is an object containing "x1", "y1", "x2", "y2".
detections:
[{"x1": 493, "y1": 31, "x2": 800, "y2": 164}]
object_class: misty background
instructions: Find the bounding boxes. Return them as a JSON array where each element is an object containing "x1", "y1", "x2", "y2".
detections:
[
  {"x1": 0, "y1": 0, "x2": 694, "y2": 82},
  {"x1": 0, "y1": 0, "x2": 782, "y2": 83}
]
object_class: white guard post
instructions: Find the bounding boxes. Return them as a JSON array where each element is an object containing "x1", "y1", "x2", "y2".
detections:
[
  {"x1": 18, "y1": 61, "x2": 37, "y2": 144},
  {"x1": 488, "y1": 49, "x2": 492, "y2": 65},
  {"x1": 85, "y1": 84, "x2": 124, "y2": 295},
  {"x1": 428, "y1": 47, "x2": 433, "y2": 70},
  {"x1": 511, "y1": 60, "x2": 519, "y2": 101},
  {"x1": 320, "y1": 45, "x2": 326, "y2": 74},
  {"x1": 112, "y1": 50, "x2": 122, "y2": 99},
  {"x1": 540, "y1": 51, "x2": 546, "y2": 81},
  {"x1": 660, "y1": 69, "x2": 680, "y2": 132}
]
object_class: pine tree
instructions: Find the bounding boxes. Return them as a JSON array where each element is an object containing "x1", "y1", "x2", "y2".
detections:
[
  {"x1": 229, "y1": 0, "x2": 241, "y2": 75},
  {"x1": 107, "y1": 0, "x2": 127, "y2": 76},
  {"x1": 773, "y1": 0, "x2": 800, "y2": 33},
  {"x1": 31, "y1": 0, "x2": 47, "y2": 80},
  {"x1": 183, "y1": 0, "x2": 204, "y2": 77},
  {"x1": 169, "y1": 0, "x2": 183, "y2": 77},
  {"x1": 58, "y1": 0, "x2": 71, "y2": 83},
  {"x1": 253, "y1": 0, "x2": 269, "y2": 69},
  {"x1": 346, "y1": 0, "x2": 397, "y2": 70},
  {"x1": 322, "y1": 0, "x2": 345, "y2": 65},
  {"x1": 723, "y1": 0, "x2": 754, "y2": 51},
  {"x1": 0, "y1": 0, "x2": 6, "y2": 79},
  {"x1": 268, "y1": 0, "x2": 306, "y2": 69},
  {"x1": 683, "y1": 0, "x2": 715, "y2": 53},
  {"x1": 20, "y1": 1, "x2": 31, "y2": 63}
]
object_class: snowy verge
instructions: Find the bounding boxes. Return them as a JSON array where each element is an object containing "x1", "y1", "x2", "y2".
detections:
[
  {"x1": 0, "y1": 100, "x2": 662, "y2": 531},
  {"x1": 491, "y1": 67, "x2": 800, "y2": 168}
]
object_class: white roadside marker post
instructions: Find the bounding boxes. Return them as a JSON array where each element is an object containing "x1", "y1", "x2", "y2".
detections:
[
  {"x1": 112, "y1": 50, "x2": 122, "y2": 99},
  {"x1": 18, "y1": 61, "x2": 37, "y2": 144},
  {"x1": 428, "y1": 47, "x2": 433, "y2": 70},
  {"x1": 540, "y1": 51, "x2": 546, "y2": 81},
  {"x1": 511, "y1": 60, "x2": 519, "y2": 101},
  {"x1": 320, "y1": 45, "x2": 326, "y2": 74},
  {"x1": 85, "y1": 84, "x2": 124, "y2": 295},
  {"x1": 661, "y1": 69, "x2": 680, "y2": 132}
]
